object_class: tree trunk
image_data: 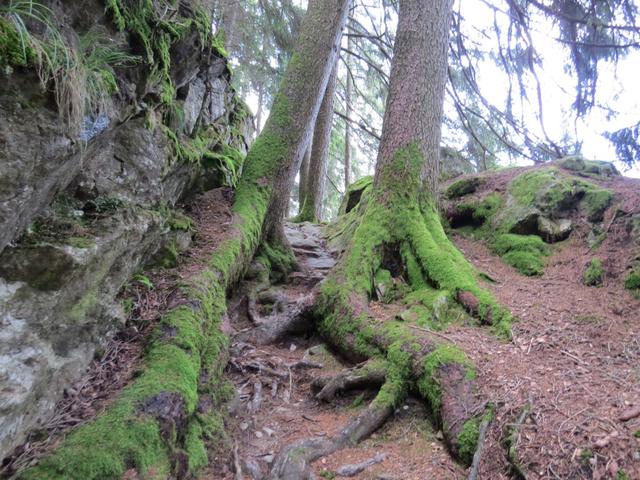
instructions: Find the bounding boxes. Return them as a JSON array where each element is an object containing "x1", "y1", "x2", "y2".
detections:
[
  {"x1": 254, "y1": 0, "x2": 350, "y2": 248},
  {"x1": 344, "y1": 34, "x2": 353, "y2": 190},
  {"x1": 298, "y1": 147, "x2": 311, "y2": 215},
  {"x1": 297, "y1": 62, "x2": 338, "y2": 222},
  {"x1": 313, "y1": 0, "x2": 512, "y2": 465}
]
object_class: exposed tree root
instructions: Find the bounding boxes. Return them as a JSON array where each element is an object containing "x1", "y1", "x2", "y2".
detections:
[
  {"x1": 234, "y1": 287, "x2": 318, "y2": 345},
  {"x1": 311, "y1": 361, "x2": 386, "y2": 402},
  {"x1": 268, "y1": 390, "x2": 394, "y2": 480}
]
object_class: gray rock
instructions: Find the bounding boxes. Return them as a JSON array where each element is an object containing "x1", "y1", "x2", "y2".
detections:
[
  {"x1": 537, "y1": 217, "x2": 572, "y2": 243},
  {"x1": 0, "y1": 209, "x2": 164, "y2": 456}
]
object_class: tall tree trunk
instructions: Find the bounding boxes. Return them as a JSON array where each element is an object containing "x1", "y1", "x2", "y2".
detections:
[
  {"x1": 255, "y1": 0, "x2": 350, "y2": 248},
  {"x1": 298, "y1": 147, "x2": 311, "y2": 214},
  {"x1": 344, "y1": 34, "x2": 353, "y2": 190},
  {"x1": 297, "y1": 62, "x2": 338, "y2": 222},
  {"x1": 313, "y1": 0, "x2": 512, "y2": 465}
]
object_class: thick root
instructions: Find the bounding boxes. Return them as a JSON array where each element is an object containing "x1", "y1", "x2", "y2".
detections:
[
  {"x1": 311, "y1": 361, "x2": 386, "y2": 402},
  {"x1": 269, "y1": 390, "x2": 394, "y2": 480},
  {"x1": 234, "y1": 289, "x2": 317, "y2": 345}
]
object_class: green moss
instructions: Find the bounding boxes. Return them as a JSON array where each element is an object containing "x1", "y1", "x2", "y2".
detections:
[
  {"x1": 502, "y1": 251, "x2": 544, "y2": 276},
  {"x1": 0, "y1": 17, "x2": 34, "y2": 67},
  {"x1": 625, "y1": 269, "x2": 640, "y2": 290},
  {"x1": 444, "y1": 176, "x2": 483, "y2": 199},
  {"x1": 583, "y1": 258, "x2": 604, "y2": 286},
  {"x1": 66, "y1": 236, "x2": 96, "y2": 249},
  {"x1": 417, "y1": 345, "x2": 475, "y2": 416},
  {"x1": 583, "y1": 188, "x2": 613, "y2": 221},
  {"x1": 457, "y1": 417, "x2": 480, "y2": 466},
  {"x1": 509, "y1": 167, "x2": 612, "y2": 221},
  {"x1": 634, "y1": 430, "x2": 640, "y2": 438},
  {"x1": 491, "y1": 234, "x2": 549, "y2": 276},
  {"x1": 556, "y1": 156, "x2": 619, "y2": 177}
]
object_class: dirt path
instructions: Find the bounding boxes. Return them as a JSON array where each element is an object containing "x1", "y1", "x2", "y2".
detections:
[{"x1": 209, "y1": 222, "x2": 464, "y2": 480}]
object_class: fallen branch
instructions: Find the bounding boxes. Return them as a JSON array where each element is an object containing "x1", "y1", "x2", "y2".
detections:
[
  {"x1": 467, "y1": 416, "x2": 491, "y2": 480},
  {"x1": 269, "y1": 391, "x2": 394, "y2": 479},
  {"x1": 335, "y1": 452, "x2": 388, "y2": 477},
  {"x1": 504, "y1": 405, "x2": 530, "y2": 480},
  {"x1": 312, "y1": 361, "x2": 386, "y2": 402},
  {"x1": 618, "y1": 406, "x2": 640, "y2": 422}
]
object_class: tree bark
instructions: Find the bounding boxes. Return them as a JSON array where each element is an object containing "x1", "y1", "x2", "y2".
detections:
[
  {"x1": 297, "y1": 62, "x2": 338, "y2": 222},
  {"x1": 344, "y1": 33, "x2": 353, "y2": 190},
  {"x1": 254, "y1": 0, "x2": 350, "y2": 247},
  {"x1": 298, "y1": 147, "x2": 311, "y2": 215},
  {"x1": 372, "y1": 0, "x2": 450, "y2": 195}
]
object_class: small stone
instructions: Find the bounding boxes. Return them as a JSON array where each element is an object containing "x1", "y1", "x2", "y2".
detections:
[
  {"x1": 255, "y1": 431, "x2": 263, "y2": 438},
  {"x1": 289, "y1": 343, "x2": 297, "y2": 352},
  {"x1": 263, "y1": 454, "x2": 274, "y2": 464},
  {"x1": 321, "y1": 458, "x2": 327, "y2": 464},
  {"x1": 402, "y1": 405, "x2": 409, "y2": 410},
  {"x1": 240, "y1": 422, "x2": 249, "y2": 431},
  {"x1": 435, "y1": 430, "x2": 444, "y2": 440},
  {"x1": 263, "y1": 427, "x2": 275, "y2": 437}
]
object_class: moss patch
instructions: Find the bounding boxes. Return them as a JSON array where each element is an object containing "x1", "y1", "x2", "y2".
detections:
[
  {"x1": 624, "y1": 269, "x2": 640, "y2": 290},
  {"x1": 583, "y1": 258, "x2": 604, "y2": 286},
  {"x1": 491, "y1": 234, "x2": 549, "y2": 276}
]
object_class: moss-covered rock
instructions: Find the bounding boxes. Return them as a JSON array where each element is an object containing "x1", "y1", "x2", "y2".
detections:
[
  {"x1": 555, "y1": 156, "x2": 620, "y2": 177},
  {"x1": 491, "y1": 234, "x2": 549, "y2": 276},
  {"x1": 444, "y1": 176, "x2": 484, "y2": 199}
]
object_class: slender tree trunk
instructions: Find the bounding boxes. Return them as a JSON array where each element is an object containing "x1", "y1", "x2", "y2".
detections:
[
  {"x1": 298, "y1": 147, "x2": 311, "y2": 214},
  {"x1": 256, "y1": 0, "x2": 350, "y2": 248},
  {"x1": 372, "y1": 0, "x2": 449, "y2": 195},
  {"x1": 297, "y1": 62, "x2": 338, "y2": 222},
  {"x1": 344, "y1": 34, "x2": 353, "y2": 190},
  {"x1": 256, "y1": 82, "x2": 264, "y2": 135}
]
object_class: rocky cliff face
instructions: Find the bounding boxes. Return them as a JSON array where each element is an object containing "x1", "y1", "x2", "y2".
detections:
[{"x1": 0, "y1": 0, "x2": 251, "y2": 458}]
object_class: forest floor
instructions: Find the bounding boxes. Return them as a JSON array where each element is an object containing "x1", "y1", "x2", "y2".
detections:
[{"x1": 3, "y1": 175, "x2": 639, "y2": 480}]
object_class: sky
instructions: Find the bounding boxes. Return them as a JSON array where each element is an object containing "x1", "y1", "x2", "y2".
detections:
[
  {"x1": 457, "y1": 0, "x2": 640, "y2": 178},
  {"x1": 243, "y1": 0, "x2": 640, "y2": 178}
]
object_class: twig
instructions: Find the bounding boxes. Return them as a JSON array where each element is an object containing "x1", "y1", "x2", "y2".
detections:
[
  {"x1": 618, "y1": 406, "x2": 640, "y2": 421},
  {"x1": 233, "y1": 440, "x2": 243, "y2": 480},
  {"x1": 407, "y1": 324, "x2": 456, "y2": 343},
  {"x1": 467, "y1": 416, "x2": 491, "y2": 480}
]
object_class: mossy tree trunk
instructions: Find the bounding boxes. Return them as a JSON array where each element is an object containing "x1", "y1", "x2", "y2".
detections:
[
  {"x1": 297, "y1": 61, "x2": 338, "y2": 222},
  {"x1": 314, "y1": 0, "x2": 511, "y2": 464},
  {"x1": 249, "y1": 0, "x2": 350, "y2": 249},
  {"x1": 298, "y1": 147, "x2": 311, "y2": 214}
]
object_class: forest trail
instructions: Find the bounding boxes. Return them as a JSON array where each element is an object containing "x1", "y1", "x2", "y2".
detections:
[{"x1": 207, "y1": 222, "x2": 466, "y2": 479}]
